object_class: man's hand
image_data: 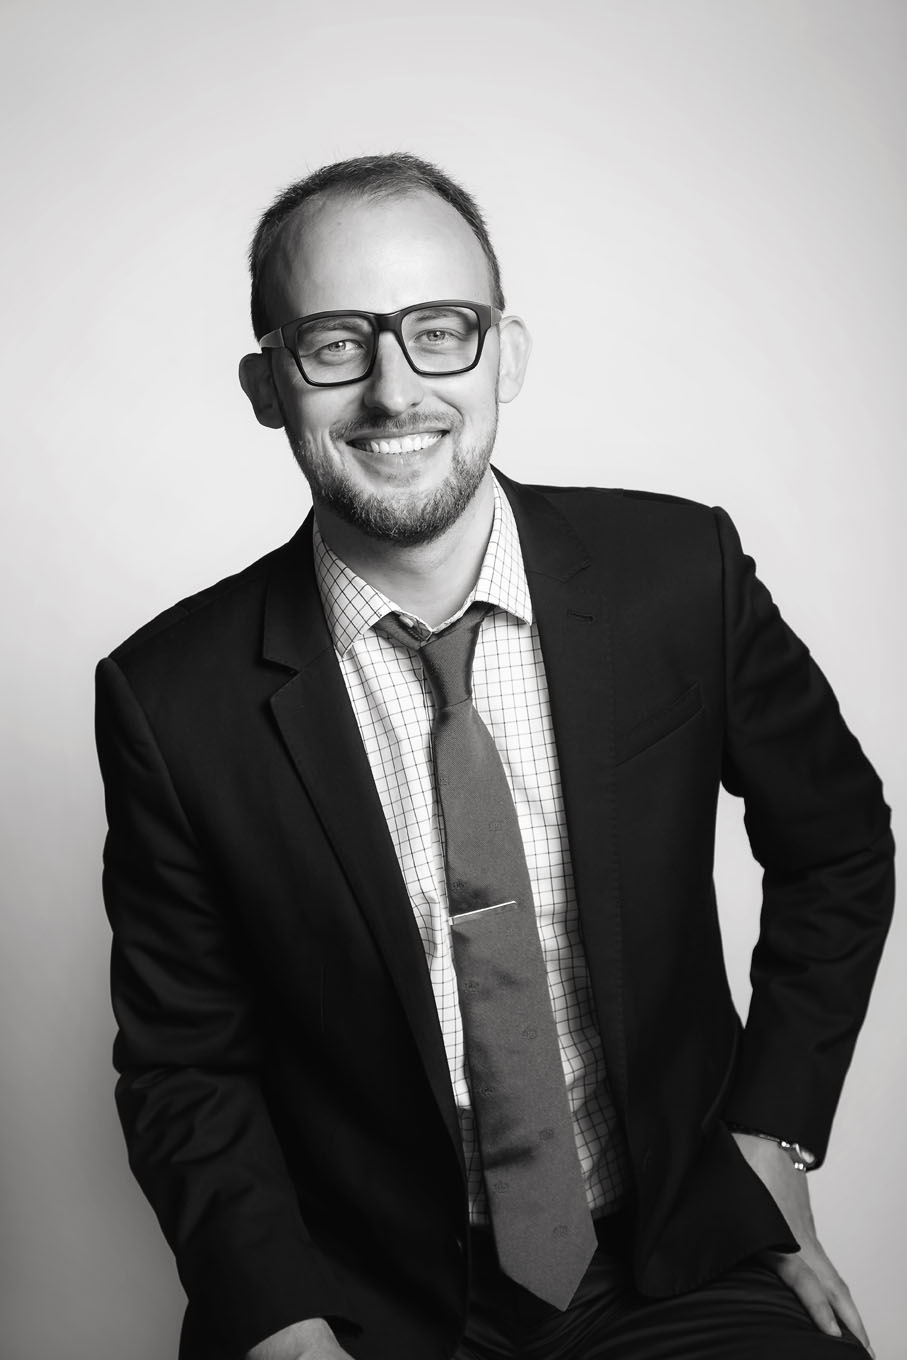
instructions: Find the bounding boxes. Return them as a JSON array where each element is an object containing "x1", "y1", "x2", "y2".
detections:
[
  {"x1": 730, "y1": 1130, "x2": 874, "y2": 1356},
  {"x1": 245, "y1": 1317, "x2": 354, "y2": 1360}
]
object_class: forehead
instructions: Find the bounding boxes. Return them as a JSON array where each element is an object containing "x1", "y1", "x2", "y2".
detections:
[{"x1": 266, "y1": 190, "x2": 492, "y2": 320}]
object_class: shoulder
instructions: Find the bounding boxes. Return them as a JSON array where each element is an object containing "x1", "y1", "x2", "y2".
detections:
[
  {"x1": 496, "y1": 471, "x2": 726, "y2": 569},
  {"x1": 538, "y1": 482, "x2": 716, "y2": 531},
  {"x1": 102, "y1": 526, "x2": 307, "y2": 681},
  {"x1": 497, "y1": 467, "x2": 716, "y2": 523}
]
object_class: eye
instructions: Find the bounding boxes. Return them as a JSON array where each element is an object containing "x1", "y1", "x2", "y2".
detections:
[
  {"x1": 418, "y1": 328, "x2": 459, "y2": 345},
  {"x1": 309, "y1": 336, "x2": 369, "y2": 366},
  {"x1": 296, "y1": 316, "x2": 372, "y2": 364},
  {"x1": 404, "y1": 307, "x2": 478, "y2": 352},
  {"x1": 321, "y1": 338, "x2": 363, "y2": 354}
]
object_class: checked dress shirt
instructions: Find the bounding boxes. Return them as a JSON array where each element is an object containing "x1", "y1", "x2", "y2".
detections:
[{"x1": 313, "y1": 477, "x2": 629, "y2": 1222}]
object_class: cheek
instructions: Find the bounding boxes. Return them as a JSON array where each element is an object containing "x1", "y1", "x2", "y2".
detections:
[
  {"x1": 291, "y1": 390, "x2": 352, "y2": 448},
  {"x1": 439, "y1": 364, "x2": 496, "y2": 423},
  {"x1": 458, "y1": 379, "x2": 498, "y2": 432}
]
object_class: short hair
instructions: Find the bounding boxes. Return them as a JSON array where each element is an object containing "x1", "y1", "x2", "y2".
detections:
[{"x1": 248, "y1": 151, "x2": 505, "y2": 340}]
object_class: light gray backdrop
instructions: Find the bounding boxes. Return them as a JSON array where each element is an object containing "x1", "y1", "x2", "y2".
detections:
[{"x1": 1, "y1": 1, "x2": 904, "y2": 1356}]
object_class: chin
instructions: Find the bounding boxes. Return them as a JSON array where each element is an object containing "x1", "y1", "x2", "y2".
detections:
[
  {"x1": 292, "y1": 428, "x2": 496, "y2": 547},
  {"x1": 314, "y1": 457, "x2": 492, "y2": 546}
]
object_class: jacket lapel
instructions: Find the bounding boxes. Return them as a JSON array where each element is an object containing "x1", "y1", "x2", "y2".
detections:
[
  {"x1": 499, "y1": 474, "x2": 629, "y2": 1111},
  {"x1": 262, "y1": 518, "x2": 461, "y2": 1155}
]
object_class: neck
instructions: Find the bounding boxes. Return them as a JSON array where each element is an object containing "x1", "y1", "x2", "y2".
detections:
[{"x1": 316, "y1": 473, "x2": 495, "y2": 627}]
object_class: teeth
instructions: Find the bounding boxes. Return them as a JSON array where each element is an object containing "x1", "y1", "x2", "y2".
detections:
[{"x1": 357, "y1": 431, "x2": 445, "y2": 455}]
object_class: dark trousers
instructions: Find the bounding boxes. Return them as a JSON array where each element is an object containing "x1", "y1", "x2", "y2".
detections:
[{"x1": 456, "y1": 1223, "x2": 868, "y2": 1360}]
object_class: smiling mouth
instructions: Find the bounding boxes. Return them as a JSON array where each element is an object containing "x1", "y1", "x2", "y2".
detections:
[{"x1": 348, "y1": 431, "x2": 446, "y2": 455}]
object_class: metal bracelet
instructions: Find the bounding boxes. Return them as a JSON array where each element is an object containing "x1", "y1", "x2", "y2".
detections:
[{"x1": 725, "y1": 1123, "x2": 816, "y2": 1172}]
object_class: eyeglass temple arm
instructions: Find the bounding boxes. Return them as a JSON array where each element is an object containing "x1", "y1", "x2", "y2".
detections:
[{"x1": 259, "y1": 329, "x2": 286, "y2": 350}]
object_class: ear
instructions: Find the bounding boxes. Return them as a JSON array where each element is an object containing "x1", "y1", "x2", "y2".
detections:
[
  {"x1": 496, "y1": 315, "x2": 532, "y2": 404},
  {"x1": 238, "y1": 353, "x2": 286, "y2": 429}
]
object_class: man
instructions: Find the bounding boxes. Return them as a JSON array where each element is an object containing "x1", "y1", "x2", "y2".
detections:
[{"x1": 95, "y1": 153, "x2": 894, "y2": 1360}]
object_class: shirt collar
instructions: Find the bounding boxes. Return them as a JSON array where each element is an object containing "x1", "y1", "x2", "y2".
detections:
[{"x1": 313, "y1": 475, "x2": 533, "y2": 658}]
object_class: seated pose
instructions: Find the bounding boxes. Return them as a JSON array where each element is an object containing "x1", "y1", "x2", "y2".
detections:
[{"x1": 96, "y1": 152, "x2": 894, "y2": 1360}]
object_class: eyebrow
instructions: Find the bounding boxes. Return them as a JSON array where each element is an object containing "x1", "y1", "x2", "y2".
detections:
[
  {"x1": 299, "y1": 316, "x2": 371, "y2": 338},
  {"x1": 407, "y1": 307, "x2": 470, "y2": 321}
]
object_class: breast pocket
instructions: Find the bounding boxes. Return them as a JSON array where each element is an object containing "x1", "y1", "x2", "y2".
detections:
[{"x1": 615, "y1": 681, "x2": 703, "y2": 765}]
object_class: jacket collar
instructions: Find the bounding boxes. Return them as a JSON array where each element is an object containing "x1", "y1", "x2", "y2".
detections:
[{"x1": 262, "y1": 512, "x2": 326, "y2": 674}]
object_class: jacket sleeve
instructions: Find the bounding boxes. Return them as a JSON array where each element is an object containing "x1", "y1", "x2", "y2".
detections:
[
  {"x1": 714, "y1": 507, "x2": 895, "y2": 1166},
  {"x1": 95, "y1": 655, "x2": 355, "y2": 1358}
]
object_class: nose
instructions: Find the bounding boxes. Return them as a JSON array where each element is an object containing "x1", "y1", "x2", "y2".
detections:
[{"x1": 360, "y1": 331, "x2": 426, "y2": 414}]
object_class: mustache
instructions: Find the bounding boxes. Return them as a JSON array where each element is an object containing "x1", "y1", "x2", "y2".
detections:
[{"x1": 333, "y1": 412, "x2": 460, "y2": 442}]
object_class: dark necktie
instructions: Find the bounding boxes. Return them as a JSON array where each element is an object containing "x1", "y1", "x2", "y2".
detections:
[{"x1": 376, "y1": 603, "x2": 597, "y2": 1310}]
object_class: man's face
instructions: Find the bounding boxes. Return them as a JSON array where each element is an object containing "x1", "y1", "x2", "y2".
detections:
[{"x1": 249, "y1": 191, "x2": 524, "y2": 546}]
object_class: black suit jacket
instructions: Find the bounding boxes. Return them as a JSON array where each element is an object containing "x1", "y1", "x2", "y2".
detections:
[{"x1": 95, "y1": 474, "x2": 894, "y2": 1360}]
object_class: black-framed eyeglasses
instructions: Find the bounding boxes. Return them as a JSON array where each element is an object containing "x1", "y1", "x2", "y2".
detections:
[{"x1": 259, "y1": 299, "x2": 503, "y2": 388}]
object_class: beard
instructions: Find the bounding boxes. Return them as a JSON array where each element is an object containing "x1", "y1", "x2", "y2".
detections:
[{"x1": 284, "y1": 408, "x2": 499, "y2": 547}]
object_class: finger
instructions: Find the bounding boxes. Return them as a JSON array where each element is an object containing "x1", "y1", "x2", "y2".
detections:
[
  {"x1": 826, "y1": 1278, "x2": 873, "y2": 1356},
  {"x1": 804, "y1": 1249, "x2": 874, "y2": 1357},
  {"x1": 772, "y1": 1256, "x2": 842, "y2": 1338}
]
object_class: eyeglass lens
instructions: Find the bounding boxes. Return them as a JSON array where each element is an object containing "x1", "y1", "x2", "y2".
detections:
[{"x1": 295, "y1": 305, "x2": 482, "y2": 383}]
